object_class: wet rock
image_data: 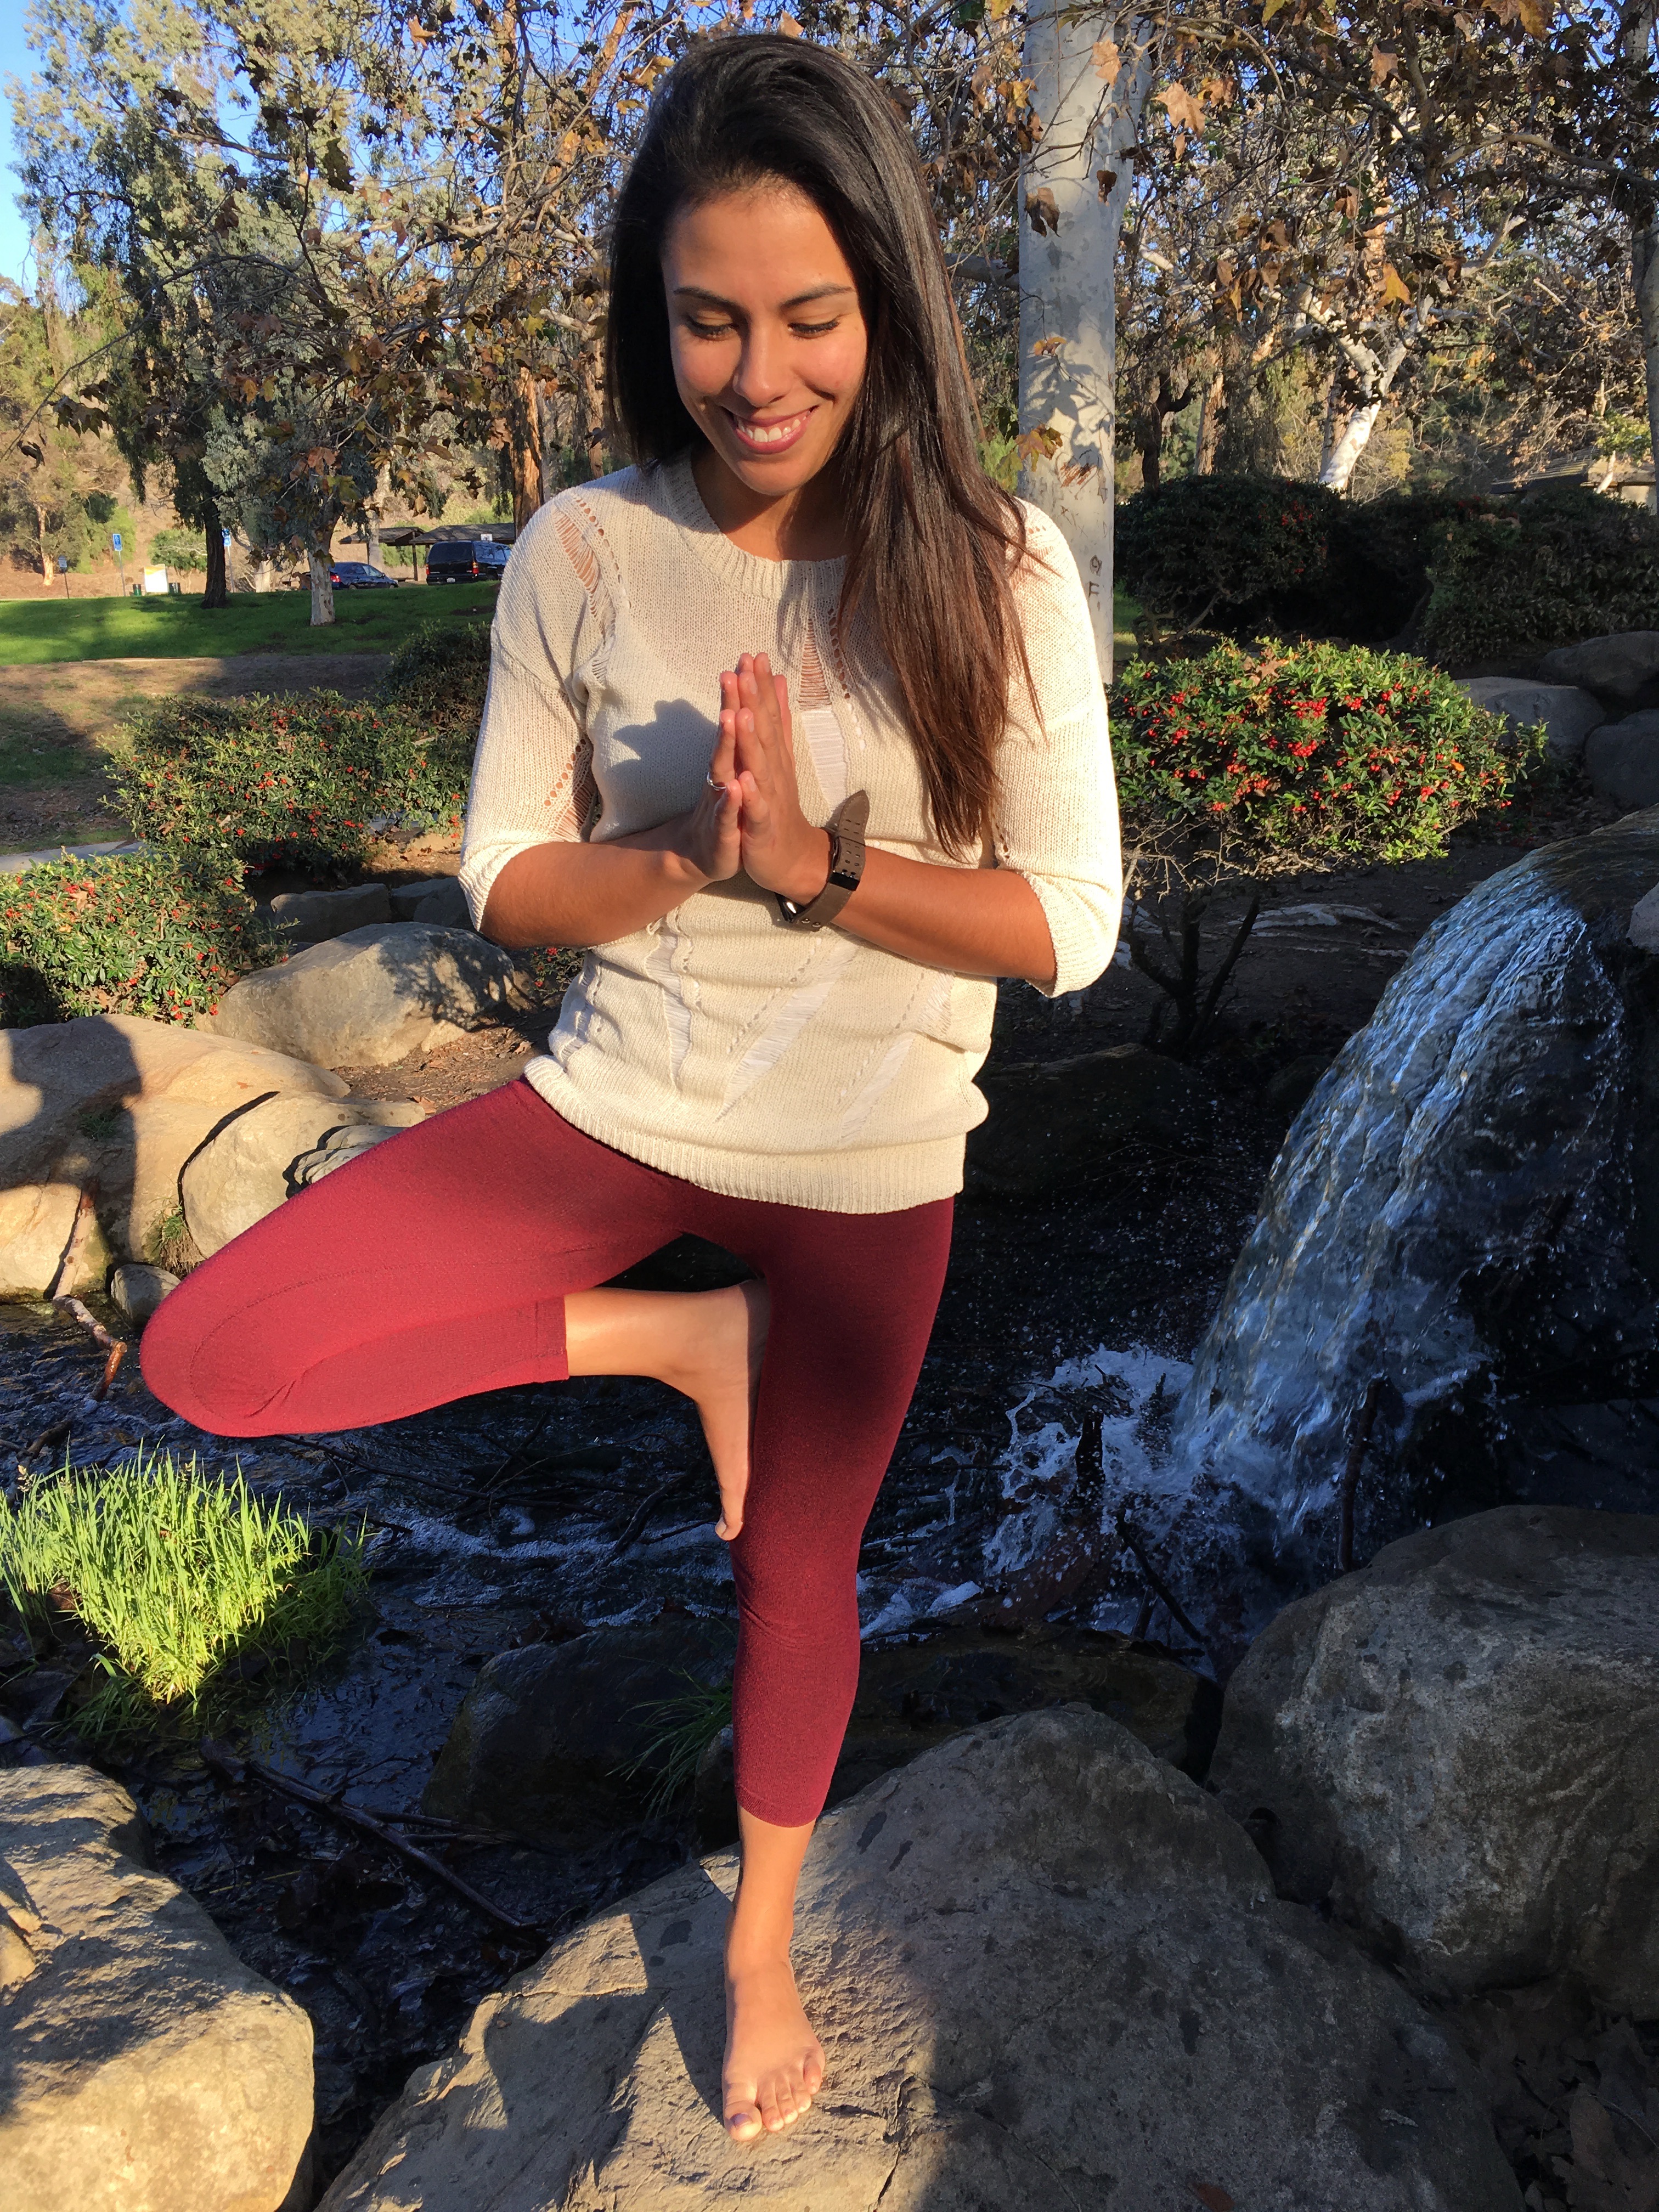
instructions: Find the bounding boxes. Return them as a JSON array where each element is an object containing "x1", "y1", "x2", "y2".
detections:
[
  {"x1": 1457, "y1": 677, "x2": 1605, "y2": 761},
  {"x1": 1585, "y1": 710, "x2": 1659, "y2": 811},
  {"x1": 1260, "y1": 1051, "x2": 1335, "y2": 1120},
  {"x1": 181, "y1": 1092, "x2": 425, "y2": 1257},
  {"x1": 1633, "y1": 882, "x2": 1659, "y2": 952},
  {"x1": 0, "y1": 1014, "x2": 345, "y2": 1286},
  {"x1": 1171, "y1": 809, "x2": 1659, "y2": 1625},
  {"x1": 326, "y1": 1707, "x2": 1520, "y2": 2212},
  {"x1": 212, "y1": 923, "x2": 532, "y2": 1069},
  {"x1": 964, "y1": 1042, "x2": 1211, "y2": 1199},
  {"x1": 109, "y1": 1262, "x2": 179, "y2": 1324},
  {"x1": 695, "y1": 1623, "x2": 1222, "y2": 1848},
  {"x1": 1210, "y1": 1506, "x2": 1659, "y2": 2013},
  {"x1": 268, "y1": 882, "x2": 390, "y2": 940},
  {"x1": 0, "y1": 1762, "x2": 312, "y2": 2212},
  {"x1": 422, "y1": 1615, "x2": 739, "y2": 1846},
  {"x1": 1539, "y1": 630, "x2": 1659, "y2": 706}
]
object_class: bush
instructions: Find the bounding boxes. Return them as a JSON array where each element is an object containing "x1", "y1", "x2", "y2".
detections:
[
  {"x1": 381, "y1": 616, "x2": 492, "y2": 716},
  {"x1": 1115, "y1": 476, "x2": 1345, "y2": 637},
  {"x1": 0, "y1": 1449, "x2": 366, "y2": 1742},
  {"x1": 117, "y1": 691, "x2": 473, "y2": 878},
  {"x1": 1420, "y1": 483, "x2": 1659, "y2": 665},
  {"x1": 0, "y1": 845, "x2": 279, "y2": 1026},
  {"x1": 148, "y1": 525, "x2": 207, "y2": 571},
  {"x1": 1111, "y1": 639, "x2": 1526, "y2": 1054},
  {"x1": 1113, "y1": 637, "x2": 1518, "y2": 864}
]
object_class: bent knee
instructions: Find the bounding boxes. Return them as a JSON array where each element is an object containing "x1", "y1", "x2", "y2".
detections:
[{"x1": 139, "y1": 1276, "x2": 286, "y2": 1435}]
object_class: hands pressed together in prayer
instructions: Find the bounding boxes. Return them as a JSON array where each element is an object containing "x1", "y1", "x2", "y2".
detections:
[{"x1": 681, "y1": 652, "x2": 833, "y2": 906}]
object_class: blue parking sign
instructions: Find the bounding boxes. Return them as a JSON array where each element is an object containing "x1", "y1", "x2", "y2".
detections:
[{"x1": 111, "y1": 531, "x2": 122, "y2": 551}]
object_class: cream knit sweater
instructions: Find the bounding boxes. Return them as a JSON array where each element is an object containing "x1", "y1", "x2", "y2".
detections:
[{"x1": 458, "y1": 453, "x2": 1121, "y2": 1213}]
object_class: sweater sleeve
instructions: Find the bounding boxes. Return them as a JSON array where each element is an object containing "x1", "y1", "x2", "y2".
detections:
[
  {"x1": 458, "y1": 500, "x2": 603, "y2": 930},
  {"x1": 991, "y1": 505, "x2": 1122, "y2": 997}
]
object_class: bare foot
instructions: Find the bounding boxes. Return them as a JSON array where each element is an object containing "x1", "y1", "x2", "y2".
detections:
[
  {"x1": 657, "y1": 1280, "x2": 769, "y2": 1541},
  {"x1": 723, "y1": 1949, "x2": 825, "y2": 2140}
]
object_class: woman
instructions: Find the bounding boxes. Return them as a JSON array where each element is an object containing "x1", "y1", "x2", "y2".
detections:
[{"x1": 142, "y1": 32, "x2": 1119, "y2": 2145}]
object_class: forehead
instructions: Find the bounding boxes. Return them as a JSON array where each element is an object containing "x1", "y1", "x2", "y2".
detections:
[{"x1": 662, "y1": 184, "x2": 857, "y2": 299}]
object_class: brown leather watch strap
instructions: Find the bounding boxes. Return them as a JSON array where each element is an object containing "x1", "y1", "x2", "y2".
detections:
[{"x1": 776, "y1": 790, "x2": 870, "y2": 930}]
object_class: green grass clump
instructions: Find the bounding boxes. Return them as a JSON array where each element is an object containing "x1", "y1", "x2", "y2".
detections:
[
  {"x1": 619, "y1": 1671, "x2": 733, "y2": 1814},
  {"x1": 0, "y1": 580, "x2": 503, "y2": 665},
  {"x1": 0, "y1": 1449, "x2": 367, "y2": 1741}
]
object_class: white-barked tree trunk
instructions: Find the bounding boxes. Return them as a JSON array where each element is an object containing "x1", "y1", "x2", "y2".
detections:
[{"x1": 1018, "y1": 4, "x2": 1153, "y2": 682}]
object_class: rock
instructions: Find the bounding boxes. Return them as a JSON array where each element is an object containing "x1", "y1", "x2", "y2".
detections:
[
  {"x1": 1585, "y1": 710, "x2": 1659, "y2": 811},
  {"x1": 415, "y1": 883, "x2": 471, "y2": 927},
  {"x1": 181, "y1": 1091, "x2": 425, "y2": 1257},
  {"x1": 964, "y1": 1042, "x2": 1211, "y2": 1199},
  {"x1": 326, "y1": 1708, "x2": 1520, "y2": 2212},
  {"x1": 1210, "y1": 1505, "x2": 1659, "y2": 2013},
  {"x1": 0, "y1": 838, "x2": 146, "y2": 878},
  {"x1": 267, "y1": 881, "x2": 390, "y2": 940},
  {"x1": 212, "y1": 923, "x2": 532, "y2": 1069},
  {"x1": 422, "y1": 1616, "x2": 740, "y2": 1846},
  {"x1": 1539, "y1": 630, "x2": 1659, "y2": 705},
  {"x1": 1455, "y1": 677, "x2": 1606, "y2": 761},
  {"x1": 694, "y1": 1622, "x2": 1222, "y2": 1848},
  {"x1": 1633, "y1": 882, "x2": 1659, "y2": 951},
  {"x1": 0, "y1": 1014, "x2": 345, "y2": 1288},
  {"x1": 1261, "y1": 1050, "x2": 1335, "y2": 1119},
  {"x1": 386, "y1": 876, "x2": 459, "y2": 921},
  {"x1": 0, "y1": 1762, "x2": 312, "y2": 2212},
  {"x1": 1169, "y1": 809, "x2": 1659, "y2": 1638},
  {"x1": 109, "y1": 1262, "x2": 179, "y2": 1324}
]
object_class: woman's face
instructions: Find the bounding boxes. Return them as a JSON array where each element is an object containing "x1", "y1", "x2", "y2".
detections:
[{"x1": 662, "y1": 182, "x2": 868, "y2": 503}]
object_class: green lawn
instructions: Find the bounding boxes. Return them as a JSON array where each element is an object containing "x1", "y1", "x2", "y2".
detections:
[{"x1": 0, "y1": 582, "x2": 501, "y2": 665}]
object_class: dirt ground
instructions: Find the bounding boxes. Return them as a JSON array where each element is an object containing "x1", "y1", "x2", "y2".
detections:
[{"x1": 0, "y1": 651, "x2": 391, "y2": 850}]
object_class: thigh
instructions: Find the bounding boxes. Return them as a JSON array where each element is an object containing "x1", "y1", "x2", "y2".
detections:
[{"x1": 140, "y1": 1081, "x2": 688, "y2": 1434}]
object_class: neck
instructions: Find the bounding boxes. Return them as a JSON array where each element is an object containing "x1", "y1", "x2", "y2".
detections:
[{"x1": 691, "y1": 444, "x2": 849, "y2": 562}]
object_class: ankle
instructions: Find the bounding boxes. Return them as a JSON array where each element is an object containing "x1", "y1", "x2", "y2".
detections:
[{"x1": 726, "y1": 1914, "x2": 793, "y2": 1977}]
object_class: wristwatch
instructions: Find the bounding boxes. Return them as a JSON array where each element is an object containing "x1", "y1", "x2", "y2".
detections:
[{"x1": 775, "y1": 790, "x2": 870, "y2": 930}]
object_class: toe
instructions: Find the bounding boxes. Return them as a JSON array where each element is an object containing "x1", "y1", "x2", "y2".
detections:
[{"x1": 725, "y1": 2102, "x2": 762, "y2": 2142}]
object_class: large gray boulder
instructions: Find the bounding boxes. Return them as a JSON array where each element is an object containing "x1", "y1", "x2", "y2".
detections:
[
  {"x1": 327, "y1": 1708, "x2": 1519, "y2": 2211},
  {"x1": 0, "y1": 1763, "x2": 312, "y2": 2212},
  {"x1": 180, "y1": 1090, "x2": 426, "y2": 1256},
  {"x1": 1539, "y1": 630, "x2": 1659, "y2": 705},
  {"x1": 387, "y1": 875, "x2": 463, "y2": 922},
  {"x1": 1210, "y1": 1506, "x2": 1659, "y2": 2014},
  {"x1": 1585, "y1": 710, "x2": 1659, "y2": 811},
  {"x1": 268, "y1": 881, "x2": 390, "y2": 940},
  {"x1": 0, "y1": 1013, "x2": 346, "y2": 1293},
  {"x1": 1169, "y1": 809, "x2": 1659, "y2": 1638},
  {"x1": 1456, "y1": 676, "x2": 1605, "y2": 761},
  {"x1": 212, "y1": 922, "x2": 532, "y2": 1068}
]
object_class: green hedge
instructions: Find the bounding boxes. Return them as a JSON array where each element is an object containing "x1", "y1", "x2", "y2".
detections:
[
  {"x1": 1, "y1": 847, "x2": 279, "y2": 1026},
  {"x1": 1111, "y1": 639, "x2": 1523, "y2": 866},
  {"x1": 117, "y1": 691, "x2": 473, "y2": 879},
  {"x1": 1116, "y1": 476, "x2": 1344, "y2": 637},
  {"x1": 1420, "y1": 484, "x2": 1659, "y2": 664}
]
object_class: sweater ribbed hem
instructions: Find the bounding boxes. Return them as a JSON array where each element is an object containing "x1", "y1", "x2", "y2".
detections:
[{"x1": 522, "y1": 1056, "x2": 965, "y2": 1215}]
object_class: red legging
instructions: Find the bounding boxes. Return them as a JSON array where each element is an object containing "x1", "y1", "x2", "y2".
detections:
[{"x1": 140, "y1": 1079, "x2": 953, "y2": 1826}]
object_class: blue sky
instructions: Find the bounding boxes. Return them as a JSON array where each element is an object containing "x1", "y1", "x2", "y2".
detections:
[{"x1": 0, "y1": 1, "x2": 40, "y2": 292}]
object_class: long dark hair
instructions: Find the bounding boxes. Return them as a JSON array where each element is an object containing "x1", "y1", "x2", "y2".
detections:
[{"x1": 606, "y1": 33, "x2": 1029, "y2": 857}]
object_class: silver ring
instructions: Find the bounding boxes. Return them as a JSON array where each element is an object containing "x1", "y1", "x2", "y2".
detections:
[{"x1": 706, "y1": 773, "x2": 723, "y2": 791}]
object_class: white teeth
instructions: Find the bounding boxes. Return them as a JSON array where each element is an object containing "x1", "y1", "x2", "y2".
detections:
[{"x1": 732, "y1": 414, "x2": 806, "y2": 446}]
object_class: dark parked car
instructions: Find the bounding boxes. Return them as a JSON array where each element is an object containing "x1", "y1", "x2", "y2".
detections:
[
  {"x1": 329, "y1": 561, "x2": 398, "y2": 590},
  {"x1": 426, "y1": 538, "x2": 512, "y2": 584}
]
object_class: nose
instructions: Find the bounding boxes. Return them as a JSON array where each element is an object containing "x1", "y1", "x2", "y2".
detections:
[{"x1": 730, "y1": 323, "x2": 791, "y2": 410}]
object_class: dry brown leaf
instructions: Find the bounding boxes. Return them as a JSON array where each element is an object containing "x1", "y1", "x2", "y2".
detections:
[
  {"x1": 1092, "y1": 36, "x2": 1121, "y2": 79},
  {"x1": 1158, "y1": 82, "x2": 1207, "y2": 135},
  {"x1": 1370, "y1": 45, "x2": 1398, "y2": 82},
  {"x1": 1024, "y1": 185, "x2": 1059, "y2": 236},
  {"x1": 1031, "y1": 332, "x2": 1067, "y2": 356},
  {"x1": 777, "y1": 12, "x2": 803, "y2": 33},
  {"x1": 1381, "y1": 261, "x2": 1413, "y2": 304},
  {"x1": 1096, "y1": 166, "x2": 1118, "y2": 200}
]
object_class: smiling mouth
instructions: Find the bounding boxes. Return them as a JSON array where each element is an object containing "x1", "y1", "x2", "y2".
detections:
[{"x1": 725, "y1": 408, "x2": 812, "y2": 453}]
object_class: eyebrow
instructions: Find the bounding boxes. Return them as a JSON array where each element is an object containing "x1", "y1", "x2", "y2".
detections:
[{"x1": 672, "y1": 283, "x2": 857, "y2": 311}]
